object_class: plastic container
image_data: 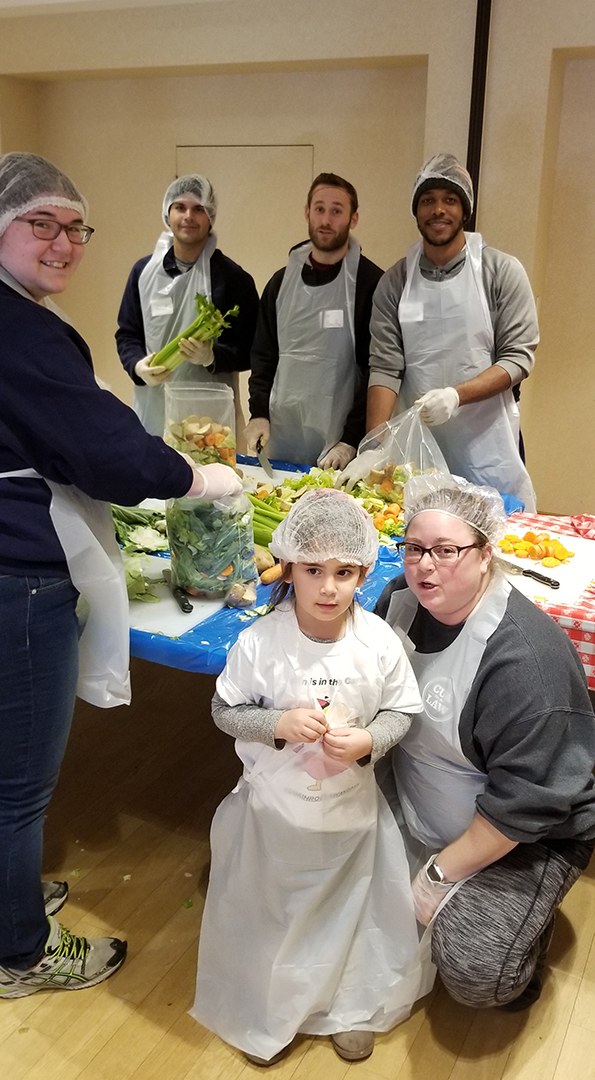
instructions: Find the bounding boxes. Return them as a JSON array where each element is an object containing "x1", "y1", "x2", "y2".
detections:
[
  {"x1": 163, "y1": 383, "x2": 236, "y2": 468},
  {"x1": 166, "y1": 492, "x2": 257, "y2": 598}
]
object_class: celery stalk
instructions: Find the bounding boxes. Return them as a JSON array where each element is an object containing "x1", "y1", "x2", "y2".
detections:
[{"x1": 149, "y1": 293, "x2": 239, "y2": 371}]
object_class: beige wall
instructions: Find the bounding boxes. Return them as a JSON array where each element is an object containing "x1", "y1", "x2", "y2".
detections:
[
  {"x1": 36, "y1": 63, "x2": 427, "y2": 403},
  {"x1": 0, "y1": 0, "x2": 595, "y2": 512}
]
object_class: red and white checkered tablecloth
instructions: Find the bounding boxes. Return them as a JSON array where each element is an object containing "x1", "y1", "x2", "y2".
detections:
[{"x1": 506, "y1": 512, "x2": 595, "y2": 690}]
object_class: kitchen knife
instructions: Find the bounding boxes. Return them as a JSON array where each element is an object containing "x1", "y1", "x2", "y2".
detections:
[
  {"x1": 256, "y1": 436, "x2": 275, "y2": 479},
  {"x1": 502, "y1": 560, "x2": 560, "y2": 589},
  {"x1": 163, "y1": 568, "x2": 195, "y2": 612}
]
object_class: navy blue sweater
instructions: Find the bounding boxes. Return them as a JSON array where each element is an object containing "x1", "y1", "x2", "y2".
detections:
[
  {"x1": 0, "y1": 280, "x2": 193, "y2": 575},
  {"x1": 116, "y1": 246, "x2": 259, "y2": 383}
]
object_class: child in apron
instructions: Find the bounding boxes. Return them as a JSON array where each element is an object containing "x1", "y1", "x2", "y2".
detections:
[{"x1": 190, "y1": 489, "x2": 427, "y2": 1065}]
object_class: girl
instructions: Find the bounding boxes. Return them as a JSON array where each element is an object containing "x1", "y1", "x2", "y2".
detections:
[{"x1": 190, "y1": 488, "x2": 426, "y2": 1065}]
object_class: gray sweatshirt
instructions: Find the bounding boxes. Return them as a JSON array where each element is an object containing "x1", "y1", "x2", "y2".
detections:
[{"x1": 369, "y1": 240, "x2": 539, "y2": 395}]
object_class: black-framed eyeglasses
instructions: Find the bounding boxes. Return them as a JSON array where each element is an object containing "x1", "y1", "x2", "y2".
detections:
[
  {"x1": 396, "y1": 542, "x2": 480, "y2": 564},
  {"x1": 15, "y1": 217, "x2": 95, "y2": 245}
]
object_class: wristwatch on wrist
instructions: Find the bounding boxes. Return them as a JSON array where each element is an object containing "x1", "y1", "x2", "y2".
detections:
[{"x1": 425, "y1": 854, "x2": 454, "y2": 886}]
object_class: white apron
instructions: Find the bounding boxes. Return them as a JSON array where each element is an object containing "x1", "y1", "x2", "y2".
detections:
[
  {"x1": 191, "y1": 687, "x2": 424, "y2": 1058},
  {"x1": 267, "y1": 239, "x2": 359, "y2": 466},
  {"x1": 385, "y1": 577, "x2": 511, "y2": 850},
  {"x1": 136, "y1": 231, "x2": 233, "y2": 436},
  {"x1": 0, "y1": 468, "x2": 130, "y2": 709},
  {"x1": 398, "y1": 234, "x2": 536, "y2": 511}
]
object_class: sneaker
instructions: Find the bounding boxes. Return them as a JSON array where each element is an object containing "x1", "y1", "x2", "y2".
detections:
[
  {"x1": 42, "y1": 880, "x2": 69, "y2": 918},
  {"x1": 331, "y1": 1031, "x2": 375, "y2": 1061},
  {"x1": 0, "y1": 916, "x2": 127, "y2": 999}
]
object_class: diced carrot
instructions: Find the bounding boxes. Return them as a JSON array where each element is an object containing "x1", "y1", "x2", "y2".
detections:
[
  {"x1": 204, "y1": 434, "x2": 217, "y2": 446},
  {"x1": 220, "y1": 564, "x2": 234, "y2": 577},
  {"x1": 194, "y1": 437, "x2": 205, "y2": 449},
  {"x1": 219, "y1": 447, "x2": 230, "y2": 460},
  {"x1": 534, "y1": 533, "x2": 550, "y2": 543},
  {"x1": 380, "y1": 479, "x2": 393, "y2": 494},
  {"x1": 542, "y1": 557, "x2": 561, "y2": 568},
  {"x1": 213, "y1": 433, "x2": 226, "y2": 446},
  {"x1": 522, "y1": 531, "x2": 537, "y2": 543},
  {"x1": 373, "y1": 514, "x2": 387, "y2": 530},
  {"x1": 257, "y1": 489, "x2": 269, "y2": 499}
]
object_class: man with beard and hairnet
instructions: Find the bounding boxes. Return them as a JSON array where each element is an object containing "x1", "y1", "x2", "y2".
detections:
[
  {"x1": 245, "y1": 172, "x2": 384, "y2": 470},
  {"x1": 362, "y1": 154, "x2": 538, "y2": 511},
  {"x1": 116, "y1": 174, "x2": 259, "y2": 436}
]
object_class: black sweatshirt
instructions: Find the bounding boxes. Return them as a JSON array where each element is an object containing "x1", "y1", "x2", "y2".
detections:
[
  {"x1": 0, "y1": 280, "x2": 192, "y2": 574},
  {"x1": 248, "y1": 243, "x2": 383, "y2": 449}
]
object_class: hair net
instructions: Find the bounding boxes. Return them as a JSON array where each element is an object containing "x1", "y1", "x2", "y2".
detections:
[
  {"x1": 162, "y1": 175, "x2": 217, "y2": 226},
  {"x1": 403, "y1": 473, "x2": 507, "y2": 545},
  {"x1": 0, "y1": 152, "x2": 88, "y2": 239},
  {"x1": 269, "y1": 488, "x2": 379, "y2": 568},
  {"x1": 411, "y1": 153, "x2": 474, "y2": 221}
]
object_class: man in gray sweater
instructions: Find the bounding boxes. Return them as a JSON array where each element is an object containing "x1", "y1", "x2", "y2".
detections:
[{"x1": 365, "y1": 154, "x2": 539, "y2": 510}]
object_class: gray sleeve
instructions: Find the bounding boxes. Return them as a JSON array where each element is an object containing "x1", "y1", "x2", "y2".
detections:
[
  {"x1": 482, "y1": 247, "x2": 539, "y2": 385},
  {"x1": 365, "y1": 708, "x2": 413, "y2": 765},
  {"x1": 459, "y1": 592, "x2": 595, "y2": 843},
  {"x1": 368, "y1": 260, "x2": 407, "y2": 394},
  {"x1": 211, "y1": 690, "x2": 285, "y2": 749}
]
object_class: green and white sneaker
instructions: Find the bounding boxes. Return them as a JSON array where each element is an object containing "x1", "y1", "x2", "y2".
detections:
[
  {"x1": 0, "y1": 917, "x2": 127, "y2": 999},
  {"x1": 42, "y1": 880, "x2": 69, "y2": 918}
]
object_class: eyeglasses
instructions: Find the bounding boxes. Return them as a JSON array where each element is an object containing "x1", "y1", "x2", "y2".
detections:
[
  {"x1": 15, "y1": 217, "x2": 95, "y2": 245},
  {"x1": 396, "y1": 542, "x2": 480, "y2": 564}
]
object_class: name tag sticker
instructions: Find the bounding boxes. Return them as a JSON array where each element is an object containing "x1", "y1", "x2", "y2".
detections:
[
  {"x1": 150, "y1": 297, "x2": 174, "y2": 316},
  {"x1": 399, "y1": 301, "x2": 423, "y2": 323},
  {"x1": 323, "y1": 309, "x2": 344, "y2": 328}
]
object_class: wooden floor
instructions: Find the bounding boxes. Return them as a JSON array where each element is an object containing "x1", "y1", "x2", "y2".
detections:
[{"x1": 2, "y1": 658, "x2": 595, "y2": 1080}]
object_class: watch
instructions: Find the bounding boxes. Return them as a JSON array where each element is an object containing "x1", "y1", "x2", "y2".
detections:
[{"x1": 425, "y1": 855, "x2": 453, "y2": 886}]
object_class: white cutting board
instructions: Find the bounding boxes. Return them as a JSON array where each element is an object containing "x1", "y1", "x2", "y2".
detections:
[
  {"x1": 127, "y1": 555, "x2": 225, "y2": 636},
  {"x1": 502, "y1": 532, "x2": 595, "y2": 606}
]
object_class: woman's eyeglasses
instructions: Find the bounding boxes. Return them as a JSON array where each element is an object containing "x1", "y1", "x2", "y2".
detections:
[
  {"x1": 15, "y1": 217, "x2": 94, "y2": 245},
  {"x1": 396, "y1": 542, "x2": 480, "y2": 564}
]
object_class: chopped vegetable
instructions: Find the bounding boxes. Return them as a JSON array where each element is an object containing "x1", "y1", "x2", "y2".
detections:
[
  {"x1": 112, "y1": 504, "x2": 168, "y2": 553},
  {"x1": 124, "y1": 557, "x2": 162, "y2": 602},
  {"x1": 498, "y1": 531, "x2": 574, "y2": 566},
  {"x1": 149, "y1": 293, "x2": 239, "y2": 372},
  {"x1": 166, "y1": 495, "x2": 257, "y2": 595},
  {"x1": 164, "y1": 413, "x2": 237, "y2": 468}
]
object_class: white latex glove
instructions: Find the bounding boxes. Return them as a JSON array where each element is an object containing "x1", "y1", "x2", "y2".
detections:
[
  {"x1": 411, "y1": 857, "x2": 455, "y2": 926},
  {"x1": 178, "y1": 337, "x2": 214, "y2": 367},
  {"x1": 415, "y1": 387, "x2": 460, "y2": 426},
  {"x1": 134, "y1": 354, "x2": 172, "y2": 386},
  {"x1": 319, "y1": 442, "x2": 356, "y2": 471},
  {"x1": 334, "y1": 448, "x2": 381, "y2": 492},
  {"x1": 185, "y1": 462, "x2": 242, "y2": 500},
  {"x1": 244, "y1": 417, "x2": 270, "y2": 454}
]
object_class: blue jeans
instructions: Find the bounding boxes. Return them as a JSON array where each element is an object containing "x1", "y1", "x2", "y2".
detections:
[{"x1": 0, "y1": 573, "x2": 79, "y2": 969}]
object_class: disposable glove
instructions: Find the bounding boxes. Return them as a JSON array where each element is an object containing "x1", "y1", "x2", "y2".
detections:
[
  {"x1": 319, "y1": 442, "x2": 356, "y2": 471},
  {"x1": 415, "y1": 387, "x2": 459, "y2": 426},
  {"x1": 244, "y1": 417, "x2": 270, "y2": 454},
  {"x1": 334, "y1": 448, "x2": 381, "y2": 493},
  {"x1": 185, "y1": 462, "x2": 243, "y2": 500},
  {"x1": 411, "y1": 856, "x2": 455, "y2": 925},
  {"x1": 178, "y1": 337, "x2": 214, "y2": 367},
  {"x1": 134, "y1": 355, "x2": 172, "y2": 386}
]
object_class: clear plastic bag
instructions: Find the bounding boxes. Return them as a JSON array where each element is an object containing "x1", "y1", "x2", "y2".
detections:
[
  {"x1": 163, "y1": 383, "x2": 237, "y2": 469},
  {"x1": 166, "y1": 491, "x2": 257, "y2": 598},
  {"x1": 340, "y1": 405, "x2": 449, "y2": 494}
]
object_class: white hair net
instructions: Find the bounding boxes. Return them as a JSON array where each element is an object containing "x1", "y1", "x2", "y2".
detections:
[
  {"x1": 403, "y1": 473, "x2": 507, "y2": 545},
  {"x1": 0, "y1": 152, "x2": 88, "y2": 239},
  {"x1": 162, "y1": 175, "x2": 217, "y2": 226},
  {"x1": 411, "y1": 153, "x2": 474, "y2": 221},
  {"x1": 269, "y1": 488, "x2": 379, "y2": 568}
]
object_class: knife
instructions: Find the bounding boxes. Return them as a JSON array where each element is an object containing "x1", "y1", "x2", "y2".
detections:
[
  {"x1": 163, "y1": 568, "x2": 195, "y2": 612},
  {"x1": 256, "y1": 436, "x2": 275, "y2": 479},
  {"x1": 502, "y1": 561, "x2": 560, "y2": 590}
]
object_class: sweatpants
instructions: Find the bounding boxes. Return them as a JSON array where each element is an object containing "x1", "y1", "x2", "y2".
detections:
[{"x1": 431, "y1": 839, "x2": 593, "y2": 1008}]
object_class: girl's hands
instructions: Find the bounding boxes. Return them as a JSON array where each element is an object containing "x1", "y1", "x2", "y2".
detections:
[
  {"x1": 275, "y1": 708, "x2": 328, "y2": 743},
  {"x1": 323, "y1": 726, "x2": 373, "y2": 763}
]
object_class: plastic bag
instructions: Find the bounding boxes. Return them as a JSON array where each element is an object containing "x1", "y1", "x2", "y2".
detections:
[
  {"x1": 166, "y1": 491, "x2": 257, "y2": 597},
  {"x1": 338, "y1": 405, "x2": 449, "y2": 493},
  {"x1": 163, "y1": 382, "x2": 237, "y2": 469}
]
